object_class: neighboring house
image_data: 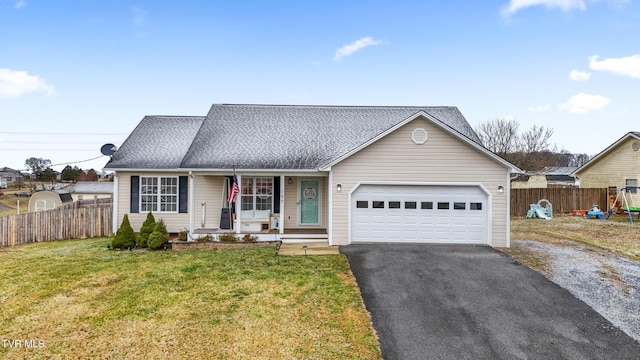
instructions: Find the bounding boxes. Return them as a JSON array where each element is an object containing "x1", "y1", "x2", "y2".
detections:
[
  {"x1": 28, "y1": 190, "x2": 73, "y2": 212},
  {"x1": 572, "y1": 132, "x2": 640, "y2": 206},
  {"x1": 511, "y1": 166, "x2": 578, "y2": 189},
  {"x1": 105, "y1": 104, "x2": 521, "y2": 247},
  {"x1": 0, "y1": 167, "x2": 24, "y2": 184},
  {"x1": 70, "y1": 181, "x2": 114, "y2": 201}
]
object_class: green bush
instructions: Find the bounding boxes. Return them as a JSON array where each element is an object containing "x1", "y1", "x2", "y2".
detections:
[
  {"x1": 178, "y1": 228, "x2": 189, "y2": 241},
  {"x1": 112, "y1": 214, "x2": 136, "y2": 249},
  {"x1": 137, "y1": 212, "x2": 156, "y2": 247},
  {"x1": 148, "y1": 219, "x2": 169, "y2": 250},
  {"x1": 219, "y1": 232, "x2": 239, "y2": 242}
]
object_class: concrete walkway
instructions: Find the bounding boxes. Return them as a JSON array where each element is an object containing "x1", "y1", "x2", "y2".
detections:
[{"x1": 277, "y1": 242, "x2": 340, "y2": 255}]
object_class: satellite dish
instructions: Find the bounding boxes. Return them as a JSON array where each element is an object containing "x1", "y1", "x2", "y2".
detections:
[{"x1": 100, "y1": 143, "x2": 118, "y2": 156}]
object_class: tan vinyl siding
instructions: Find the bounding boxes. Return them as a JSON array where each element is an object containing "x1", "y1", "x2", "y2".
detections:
[
  {"x1": 330, "y1": 117, "x2": 509, "y2": 246},
  {"x1": 115, "y1": 172, "x2": 189, "y2": 233},
  {"x1": 194, "y1": 175, "x2": 225, "y2": 230},
  {"x1": 576, "y1": 137, "x2": 640, "y2": 204}
]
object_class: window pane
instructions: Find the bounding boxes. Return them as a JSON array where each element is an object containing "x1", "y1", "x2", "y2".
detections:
[
  {"x1": 437, "y1": 202, "x2": 449, "y2": 210},
  {"x1": 389, "y1": 201, "x2": 401, "y2": 209},
  {"x1": 256, "y1": 195, "x2": 272, "y2": 211},
  {"x1": 356, "y1": 201, "x2": 368, "y2": 208},
  {"x1": 405, "y1": 201, "x2": 417, "y2": 209},
  {"x1": 241, "y1": 195, "x2": 253, "y2": 211},
  {"x1": 242, "y1": 178, "x2": 254, "y2": 195},
  {"x1": 470, "y1": 202, "x2": 482, "y2": 210},
  {"x1": 454, "y1": 202, "x2": 466, "y2": 210},
  {"x1": 373, "y1": 201, "x2": 385, "y2": 209},
  {"x1": 421, "y1": 201, "x2": 433, "y2": 209},
  {"x1": 626, "y1": 179, "x2": 638, "y2": 194}
]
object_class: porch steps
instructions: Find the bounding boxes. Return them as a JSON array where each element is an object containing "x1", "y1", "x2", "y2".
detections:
[{"x1": 277, "y1": 241, "x2": 340, "y2": 256}]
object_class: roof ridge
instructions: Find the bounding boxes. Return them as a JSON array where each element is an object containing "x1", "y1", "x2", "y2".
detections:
[{"x1": 213, "y1": 103, "x2": 457, "y2": 109}]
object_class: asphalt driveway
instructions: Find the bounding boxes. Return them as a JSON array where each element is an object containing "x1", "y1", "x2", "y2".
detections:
[{"x1": 340, "y1": 244, "x2": 640, "y2": 360}]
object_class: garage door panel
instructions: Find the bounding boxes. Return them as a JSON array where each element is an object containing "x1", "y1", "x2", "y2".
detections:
[{"x1": 351, "y1": 184, "x2": 487, "y2": 244}]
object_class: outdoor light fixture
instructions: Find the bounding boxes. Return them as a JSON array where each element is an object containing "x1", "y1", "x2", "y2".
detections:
[
  {"x1": 498, "y1": 185, "x2": 504, "y2": 193},
  {"x1": 337, "y1": 184, "x2": 342, "y2": 192},
  {"x1": 288, "y1": 177, "x2": 293, "y2": 185}
]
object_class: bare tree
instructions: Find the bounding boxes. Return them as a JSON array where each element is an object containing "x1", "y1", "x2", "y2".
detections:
[
  {"x1": 475, "y1": 117, "x2": 519, "y2": 156},
  {"x1": 519, "y1": 125, "x2": 554, "y2": 153}
]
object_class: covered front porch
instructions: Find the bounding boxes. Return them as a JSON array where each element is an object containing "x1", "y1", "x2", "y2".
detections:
[{"x1": 188, "y1": 172, "x2": 331, "y2": 243}]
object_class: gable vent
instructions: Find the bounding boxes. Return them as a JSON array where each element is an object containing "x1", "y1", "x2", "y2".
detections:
[
  {"x1": 412, "y1": 128, "x2": 428, "y2": 145},
  {"x1": 633, "y1": 141, "x2": 640, "y2": 151}
]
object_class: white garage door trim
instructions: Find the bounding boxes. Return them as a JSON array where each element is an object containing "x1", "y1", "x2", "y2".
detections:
[{"x1": 348, "y1": 181, "x2": 492, "y2": 245}]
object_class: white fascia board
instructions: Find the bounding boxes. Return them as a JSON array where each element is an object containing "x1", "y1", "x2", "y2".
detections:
[
  {"x1": 104, "y1": 168, "x2": 187, "y2": 173},
  {"x1": 187, "y1": 169, "x2": 329, "y2": 176},
  {"x1": 106, "y1": 168, "x2": 330, "y2": 175},
  {"x1": 571, "y1": 132, "x2": 640, "y2": 177},
  {"x1": 319, "y1": 111, "x2": 522, "y2": 173}
]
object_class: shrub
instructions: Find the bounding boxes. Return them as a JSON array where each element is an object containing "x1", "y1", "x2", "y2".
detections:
[
  {"x1": 178, "y1": 228, "x2": 189, "y2": 241},
  {"x1": 112, "y1": 214, "x2": 136, "y2": 249},
  {"x1": 242, "y1": 234, "x2": 258, "y2": 243},
  {"x1": 137, "y1": 212, "x2": 156, "y2": 248},
  {"x1": 219, "y1": 232, "x2": 239, "y2": 242},
  {"x1": 148, "y1": 219, "x2": 169, "y2": 250},
  {"x1": 196, "y1": 234, "x2": 214, "y2": 242}
]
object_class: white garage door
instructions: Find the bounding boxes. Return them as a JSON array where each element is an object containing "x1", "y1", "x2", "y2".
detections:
[{"x1": 350, "y1": 184, "x2": 488, "y2": 244}]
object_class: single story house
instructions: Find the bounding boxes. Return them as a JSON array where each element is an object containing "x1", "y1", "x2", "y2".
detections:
[
  {"x1": 511, "y1": 166, "x2": 578, "y2": 189},
  {"x1": 28, "y1": 190, "x2": 73, "y2": 212},
  {"x1": 571, "y1": 132, "x2": 640, "y2": 206},
  {"x1": 105, "y1": 104, "x2": 521, "y2": 247},
  {"x1": 70, "y1": 181, "x2": 114, "y2": 201},
  {"x1": 0, "y1": 167, "x2": 24, "y2": 184}
]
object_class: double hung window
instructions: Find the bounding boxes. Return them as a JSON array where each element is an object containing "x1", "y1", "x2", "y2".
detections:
[
  {"x1": 241, "y1": 177, "x2": 273, "y2": 218},
  {"x1": 140, "y1": 176, "x2": 178, "y2": 212}
]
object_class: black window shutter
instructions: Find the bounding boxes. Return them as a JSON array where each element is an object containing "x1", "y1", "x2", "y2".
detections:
[
  {"x1": 273, "y1": 176, "x2": 280, "y2": 214},
  {"x1": 130, "y1": 176, "x2": 140, "y2": 213},
  {"x1": 179, "y1": 176, "x2": 188, "y2": 213}
]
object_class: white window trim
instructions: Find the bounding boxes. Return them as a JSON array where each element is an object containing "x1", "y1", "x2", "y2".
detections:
[
  {"x1": 140, "y1": 176, "x2": 179, "y2": 213},
  {"x1": 240, "y1": 177, "x2": 274, "y2": 220}
]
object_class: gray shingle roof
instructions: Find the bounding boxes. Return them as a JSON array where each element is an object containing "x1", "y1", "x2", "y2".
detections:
[
  {"x1": 106, "y1": 104, "x2": 482, "y2": 170},
  {"x1": 71, "y1": 181, "x2": 114, "y2": 194},
  {"x1": 106, "y1": 116, "x2": 206, "y2": 169}
]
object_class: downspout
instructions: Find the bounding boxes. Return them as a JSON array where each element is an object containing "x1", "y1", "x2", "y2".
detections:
[{"x1": 112, "y1": 172, "x2": 119, "y2": 234}]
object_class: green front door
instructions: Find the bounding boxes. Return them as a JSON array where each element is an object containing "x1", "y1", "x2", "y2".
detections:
[{"x1": 300, "y1": 180, "x2": 319, "y2": 225}]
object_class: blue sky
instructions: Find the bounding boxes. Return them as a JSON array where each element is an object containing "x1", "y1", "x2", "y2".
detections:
[{"x1": 1, "y1": 0, "x2": 638, "y2": 172}]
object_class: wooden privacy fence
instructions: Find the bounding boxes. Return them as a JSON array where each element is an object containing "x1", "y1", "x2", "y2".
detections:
[
  {"x1": 511, "y1": 188, "x2": 608, "y2": 216},
  {"x1": 0, "y1": 198, "x2": 113, "y2": 248}
]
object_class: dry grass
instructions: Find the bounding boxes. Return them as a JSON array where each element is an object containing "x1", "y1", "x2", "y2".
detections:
[
  {"x1": 0, "y1": 191, "x2": 29, "y2": 217},
  {"x1": 509, "y1": 215, "x2": 640, "y2": 260},
  {"x1": 0, "y1": 239, "x2": 381, "y2": 359}
]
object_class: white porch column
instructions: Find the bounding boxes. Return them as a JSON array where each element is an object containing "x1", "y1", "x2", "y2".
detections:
[
  {"x1": 189, "y1": 171, "x2": 195, "y2": 240},
  {"x1": 279, "y1": 175, "x2": 285, "y2": 235},
  {"x1": 235, "y1": 174, "x2": 242, "y2": 234},
  {"x1": 327, "y1": 171, "x2": 333, "y2": 245}
]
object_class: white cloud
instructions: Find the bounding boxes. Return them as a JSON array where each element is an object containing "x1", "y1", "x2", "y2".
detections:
[
  {"x1": 528, "y1": 104, "x2": 552, "y2": 112},
  {"x1": 333, "y1": 37, "x2": 383, "y2": 62},
  {"x1": 0, "y1": 68, "x2": 57, "y2": 98},
  {"x1": 501, "y1": 0, "x2": 586, "y2": 17},
  {"x1": 559, "y1": 93, "x2": 610, "y2": 114},
  {"x1": 589, "y1": 54, "x2": 640, "y2": 79},
  {"x1": 569, "y1": 69, "x2": 591, "y2": 81},
  {"x1": 14, "y1": 0, "x2": 26, "y2": 9}
]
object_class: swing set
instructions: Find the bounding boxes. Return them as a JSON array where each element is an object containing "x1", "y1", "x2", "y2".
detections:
[{"x1": 605, "y1": 186, "x2": 640, "y2": 223}]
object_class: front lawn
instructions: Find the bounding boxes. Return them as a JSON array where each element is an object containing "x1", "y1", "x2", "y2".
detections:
[{"x1": 0, "y1": 239, "x2": 381, "y2": 359}]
